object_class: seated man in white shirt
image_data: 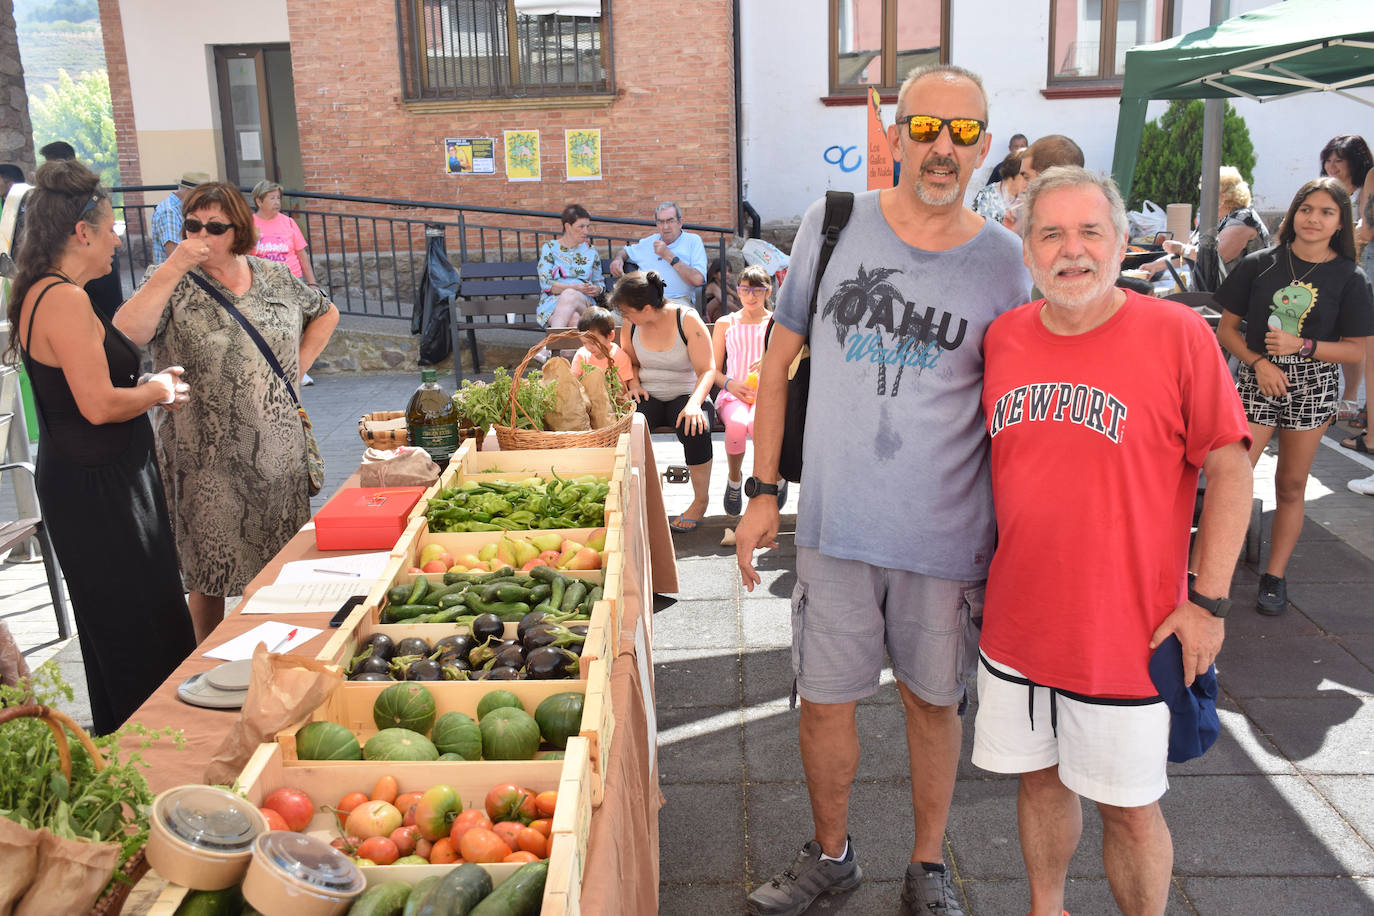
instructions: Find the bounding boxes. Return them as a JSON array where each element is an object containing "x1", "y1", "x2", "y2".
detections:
[{"x1": 609, "y1": 201, "x2": 707, "y2": 303}]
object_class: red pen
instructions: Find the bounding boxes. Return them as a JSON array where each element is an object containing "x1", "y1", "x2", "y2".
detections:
[{"x1": 270, "y1": 628, "x2": 299, "y2": 652}]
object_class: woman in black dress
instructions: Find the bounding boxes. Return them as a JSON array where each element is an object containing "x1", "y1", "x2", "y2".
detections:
[{"x1": 3, "y1": 159, "x2": 195, "y2": 734}]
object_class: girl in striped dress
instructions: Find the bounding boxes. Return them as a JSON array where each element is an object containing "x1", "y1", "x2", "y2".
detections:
[{"x1": 714, "y1": 265, "x2": 777, "y2": 515}]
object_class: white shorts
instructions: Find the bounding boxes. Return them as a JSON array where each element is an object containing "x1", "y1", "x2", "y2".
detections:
[{"x1": 971, "y1": 653, "x2": 1170, "y2": 808}]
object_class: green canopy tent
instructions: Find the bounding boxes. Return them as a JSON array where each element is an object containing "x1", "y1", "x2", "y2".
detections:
[{"x1": 1112, "y1": 0, "x2": 1374, "y2": 203}]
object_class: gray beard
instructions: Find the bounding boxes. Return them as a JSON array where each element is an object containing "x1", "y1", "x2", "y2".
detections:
[{"x1": 915, "y1": 179, "x2": 961, "y2": 207}]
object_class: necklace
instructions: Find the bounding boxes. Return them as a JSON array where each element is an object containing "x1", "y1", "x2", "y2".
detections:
[
  {"x1": 1270, "y1": 247, "x2": 1330, "y2": 337},
  {"x1": 1286, "y1": 246, "x2": 1331, "y2": 285}
]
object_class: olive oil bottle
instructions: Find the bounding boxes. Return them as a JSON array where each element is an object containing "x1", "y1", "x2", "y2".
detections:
[{"x1": 406, "y1": 369, "x2": 459, "y2": 463}]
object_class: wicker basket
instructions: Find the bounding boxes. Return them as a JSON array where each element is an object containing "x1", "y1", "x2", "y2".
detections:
[
  {"x1": 0, "y1": 704, "x2": 148, "y2": 916},
  {"x1": 358, "y1": 410, "x2": 409, "y2": 448},
  {"x1": 493, "y1": 330, "x2": 635, "y2": 451}
]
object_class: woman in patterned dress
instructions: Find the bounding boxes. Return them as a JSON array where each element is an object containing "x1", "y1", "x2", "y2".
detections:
[
  {"x1": 116, "y1": 182, "x2": 338, "y2": 642},
  {"x1": 537, "y1": 203, "x2": 603, "y2": 330}
]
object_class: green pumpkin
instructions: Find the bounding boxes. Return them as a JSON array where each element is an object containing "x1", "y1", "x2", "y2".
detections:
[
  {"x1": 373, "y1": 682, "x2": 437, "y2": 735},
  {"x1": 476, "y1": 689, "x2": 525, "y2": 721},
  {"x1": 294, "y1": 721, "x2": 362, "y2": 761},
  {"x1": 364, "y1": 727, "x2": 439, "y2": 761},
  {"x1": 478, "y1": 707, "x2": 541, "y2": 760},
  {"x1": 432, "y1": 711, "x2": 483, "y2": 760},
  {"x1": 534, "y1": 692, "x2": 585, "y2": 750}
]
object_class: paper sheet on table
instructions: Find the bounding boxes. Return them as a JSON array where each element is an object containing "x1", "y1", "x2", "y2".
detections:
[
  {"x1": 273, "y1": 551, "x2": 393, "y2": 584},
  {"x1": 238, "y1": 579, "x2": 372, "y2": 614},
  {"x1": 203, "y1": 622, "x2": 322, "y2": 661}
]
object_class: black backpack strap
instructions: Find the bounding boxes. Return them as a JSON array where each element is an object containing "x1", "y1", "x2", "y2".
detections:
[
  {"x1": 188, "y1": 270, "x2": 301, "y2": 408},
  {"x1": 767, "y1": 190, "x2": 854, "y2": 346}
]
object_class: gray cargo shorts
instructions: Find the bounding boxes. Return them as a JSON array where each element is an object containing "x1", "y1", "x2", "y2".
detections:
[{"x1": 790, "y1": 547, "x2": 984, "y2": 707}]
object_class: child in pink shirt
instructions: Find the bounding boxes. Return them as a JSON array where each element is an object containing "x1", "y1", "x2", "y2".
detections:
[{"x1": 571, "y1": 306, "x2": 637, "y2": 388}]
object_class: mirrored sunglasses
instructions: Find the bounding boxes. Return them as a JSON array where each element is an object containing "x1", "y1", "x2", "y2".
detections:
[{"x1": 899, "y1": 115, "x2": 986, "y2": 146}]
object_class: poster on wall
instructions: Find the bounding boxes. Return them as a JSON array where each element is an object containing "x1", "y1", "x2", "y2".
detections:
[
  {"x1": 565, "y1": 129, "x2": 602, "y2": 181},
  {"x1": 504, "y1": 130, "x2": 542, "y2": 181},
  {"x1": 445, "y1": 138, "x2": 495, "y2": 174}
]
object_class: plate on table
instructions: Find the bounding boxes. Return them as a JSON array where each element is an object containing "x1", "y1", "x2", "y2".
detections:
[{"x1": 176, "y1": 670, "x2": 248, "y2": 710}]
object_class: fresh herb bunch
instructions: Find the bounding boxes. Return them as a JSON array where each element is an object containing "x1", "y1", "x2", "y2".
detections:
[
  {"x1": 453, "y1": 367, "x2": 557, "y2": 432},
  {"x1": 0, "y1": 665, "x2": 183, "y2": 868},
  {"x1": 602, "y1": 365, "x2": 633, "y2": 419}
]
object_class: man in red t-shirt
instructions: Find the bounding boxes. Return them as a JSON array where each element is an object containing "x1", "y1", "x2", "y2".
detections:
[{"x1": 974, "y1": 167, "x2": 1253, "y2": 916}]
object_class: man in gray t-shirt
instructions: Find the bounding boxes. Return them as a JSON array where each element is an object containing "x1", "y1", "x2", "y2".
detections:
[{"x1": 737, "y1": 65, "x2": 1030, "y2": 916}]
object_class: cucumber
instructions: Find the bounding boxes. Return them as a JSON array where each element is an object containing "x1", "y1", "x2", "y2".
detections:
[
  {"x1": 346, "y1": 881, "x2": 411, "y2": 916},
  {"x1": 438, "y1": 590, "x2": 472, "y2": 608},
  {"x1": 469, "y1": 859, "x2": 548, "y2": 916},
  {"x1": 560, "y1": 580, "x2": 587, "y2": 614},
  {"x1": 416, "y1": 863, "x2": 493, "y2": 916},
  {"x1": 400, "y1": 876, "x2": 443, "y2": 916},
  {"x1": 406, "y1": 576, "x2": 430, "y2": 605},
  {"x1": 387, "y1": 584, "x2": 414, "y2": 606},
  {"x1": 174, "y1": 886, "x2": 245, "y2": 916},
  {"x1": 527, "y1": 565, "x2": 563, "y2": 585},
  {"x1": 527, "y1": 583, "x2": 552, "y2": 604},
  {"x1": 482, "y1": 583, "x2": 532, "y2": 604},
  {"x1": 380, "y1": 604, "x2": 440, "y2": 623}
]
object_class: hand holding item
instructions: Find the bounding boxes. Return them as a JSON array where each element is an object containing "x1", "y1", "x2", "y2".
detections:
[
  {"x1": 142, "y1": 365, "x2": 186, "y2": 406},
  {"x1": 166, "y1": 238, "x2": 212, "y2": 274}
]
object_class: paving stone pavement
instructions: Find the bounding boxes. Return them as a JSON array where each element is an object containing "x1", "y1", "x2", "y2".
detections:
[{"x1": 4, "y1": 370, "x2": 1374, "y2": 914}]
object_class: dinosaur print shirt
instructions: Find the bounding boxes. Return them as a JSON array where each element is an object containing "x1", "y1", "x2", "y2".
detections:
[
  {"x1": 774, "y1": 191, "x2": 1030, "y2": 579},
  {"x1": 1216, "y1": 246, "x2": 1374, "y2": 357}
]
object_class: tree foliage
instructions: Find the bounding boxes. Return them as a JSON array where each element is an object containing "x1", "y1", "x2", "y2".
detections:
[
  {"x1": 1129, "y1": 100, "x2": 1256, "y2": 210},
  {"x1": 29, "y1": 68, "x2": 119, "y2": 187}
]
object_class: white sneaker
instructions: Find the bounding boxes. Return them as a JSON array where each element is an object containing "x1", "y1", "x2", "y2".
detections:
[
  {"x1": 302, "y1": 373, "x2": 315, "y2": 386},
  {"x1": 1347, "y1": 474, "x2": 1374, "y2": 496}
]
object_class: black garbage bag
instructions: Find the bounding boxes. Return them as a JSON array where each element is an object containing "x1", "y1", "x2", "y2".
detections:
[{"x1": 411, "y1": 225, "x2": 461, "y2": 365}]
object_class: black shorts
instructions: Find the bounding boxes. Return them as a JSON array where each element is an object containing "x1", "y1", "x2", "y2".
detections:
[
  {"x1": 636, "y1": 394, "x2": 716, "y2": 465},
  {"x1": 1237, "y1": 357, "x2": 1339, "y2": 431}
]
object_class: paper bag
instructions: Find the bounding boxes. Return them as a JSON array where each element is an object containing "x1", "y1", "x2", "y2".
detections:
[
  {"x1": 0, "y1": 817, "x2": 40, "y2": 916},
  {"x1": 358, "y1": 446, "x2": 441, "y2": 487},
  {"x1": 14, "y1": 828, "x2": 119, "y2": 916},
  {"x1": 203, "y1": 646, "x2": 344, "y2": 786}
]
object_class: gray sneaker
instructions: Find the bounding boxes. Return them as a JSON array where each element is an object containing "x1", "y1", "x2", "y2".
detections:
[
  {"x1": 901, "y1": 864, "x2": 966, "y2": 915},
  {"x1": 747, "y1": 837, "x2": 862, "y2": 916}
]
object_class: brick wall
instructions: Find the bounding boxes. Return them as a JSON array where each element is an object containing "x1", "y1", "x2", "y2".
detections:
[
  {"x1": 97, "y1": 0, "x2": 142, "y2": 193},
  {"x1": 284, "y1": 0, "x2": 738, "y2": 231}
]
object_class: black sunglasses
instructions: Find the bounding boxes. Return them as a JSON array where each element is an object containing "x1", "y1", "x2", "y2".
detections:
[
  {"x1": 898, "y1": 115, "x2": 987, "y2": 146},
  {"x1": 184, "y1": 218, "x2": 233, "y2": 236}
]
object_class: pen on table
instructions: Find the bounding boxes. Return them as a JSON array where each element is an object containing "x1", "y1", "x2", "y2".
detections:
[
  {"x1": 270, "y1": 628, "x2": 299, "y2": 652},
  {"x1": 313, "y1": 569, "x2": 361, "y2": 577}
]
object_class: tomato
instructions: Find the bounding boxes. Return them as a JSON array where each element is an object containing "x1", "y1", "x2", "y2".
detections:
[
  {"x1": 527, "y1": 818, "x2": 553, "y2": 838},
  {"x1": 429, "y1": 837, "x2": 460, "y2": 865},
  {"x1": 458, "y1": 826, "x2": 512, "y2": 864},
  {"x1": 516, "y1": 827, "x2": 548, "y2": 858},
  {"x1": 394, "y1": 791, "x2": 423, "y2": 813},
  {"x1": 534, "y1": 790, "x2": 558, "y2": 818},
  {"x1": 258, "y1": 807, "x2": 290, "y2": 832},
  {"x1": 335, "y1": 791, "x2": 370, "y2": 829},
  {"x1": 484, "y1": 783, "x2": 536, "y2": 825},
  {"x1": 414, "y1": 784, "x2": 462, "y2": 842},
  {"x1": 371, "y1": 775, "x2": 399, "y2": 805},
  {"x1": 262, "y1": 787, "x2": 315, "y2": 833},
  {"x1": 414, "y1": 837, "x2": 434, "y2": 861},
  {"x1": 389, "y1": 825, "x2": 420, "y2": 858},
  {"x1": 491, "y1": 821, "x2": 524, "y2": 850},
  {"x1": 330, "y1": 835, "x2": 362, "y2": 856},
  {"x1": 448, "y1": 808, "x2": 494, "y2": 847},
  {"x1": 345, "y1": 800, "x2": 403, "y2": 839},
  {"x1": 503, "y1": 851, "x2": 539, "y2": 863},
  {"x1": 356, "y1": 836, "x2": 399, "y2": 866}
]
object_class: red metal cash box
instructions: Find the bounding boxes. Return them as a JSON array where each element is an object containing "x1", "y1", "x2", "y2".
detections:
[{"x1": 312, "y1": 487, "x2": 426, "y2": 551}]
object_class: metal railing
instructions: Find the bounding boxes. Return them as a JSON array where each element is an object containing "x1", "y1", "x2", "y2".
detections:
[{"x1": 109, "y1": 187, "x2": 733, "y2": 321}]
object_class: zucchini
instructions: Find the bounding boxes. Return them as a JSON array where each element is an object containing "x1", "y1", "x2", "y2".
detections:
[
  {"x1": 416, "y1": 863, "x2": 493, "y2": 916},
  {"x1": 560, "y1": 580, "x2": 587, "y2": 614},
  {"x1": 174, "y1": 886, "x2": 245, "y2": 916},
  {"x1": 527, "y1": 583, "x2": 552, "y2": 604},
  {"x1": 400, "y1": 876, "x2": 443, "y2": 916},
  {"x1": 346, "y1": 881, "x2": 411, "y2": 916},
  {"x1": 438, "y1": 590, "x2": 472, "y2": 608},
  {"x1": 387, "y1": 584, "x2": 414, "y2": 606},
  {"x1": 527, "y1": 565, "x2": 563, "y2": 585},
  {"x1": 482, "y1": 583, "x2": 532, "y2": 604},
  {"x1": 470, "y1": 859, "x2": 548, "y2": 916},
  {"x1": 406, "y1": 576, "x2": 429, "y2": 606},
  {"x1": 381, "y1": 604, "x2": 440, "y2": 624}
]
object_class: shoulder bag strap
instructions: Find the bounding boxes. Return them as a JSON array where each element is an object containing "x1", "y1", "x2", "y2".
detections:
[
  {"x1": 766, "y1": 189, "x2": 855, "y2": 347},
  {"x1": 188, "y1": 270, "x2": 301, "y2": 409},
  {"x1": 675, "y1": 307, "x2": 687, "y2": 346}
]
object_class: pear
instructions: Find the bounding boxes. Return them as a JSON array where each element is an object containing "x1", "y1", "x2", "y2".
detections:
[
  {"x1": 419, "y1": 543, "x2": 447, "y2": 564},
  {"x1": 495, "y1": 538, "x2": 519, "y2": 569},
  {"x1": 555, "y1": 547, "x2": 580, "y2": 569},
  {"x1": 529, "y1": 532, "x2": 564, "y2": 553},
  {"x1": 457, "y1": 553, "x2": 483, "y2": 569},
  {"x1": 509, "y1": 537, "x2": 539, "y2": 568},
  {"x1": 565, "y1": 547, "x2": 602, "y2": 571},
  {"x1": 478, "y1": 542, "x2": 499, "y2": 562},
  {"x1": 585, "y1": 528, "x2": 607, "y2": 551}
]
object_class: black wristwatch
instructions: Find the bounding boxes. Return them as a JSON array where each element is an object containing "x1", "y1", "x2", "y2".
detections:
[
  {"x1": 743, "y1": 477, "x2": 780, "y2": 498},
  {"x1": 669, "y1": 256, "x2": 681, "y2": 266},
  {"x1": 1188, "y1": 587, "x2": 1231, "y2": 619}
]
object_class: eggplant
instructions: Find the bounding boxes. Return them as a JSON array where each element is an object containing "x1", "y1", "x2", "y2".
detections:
[
  {"x1": 434, "y1": 633, "x2": 476, "y2": 658},
  {"x1": 517, "y1": 609, "x2": 552, "y2": 642},
  {"x1": 525, "y1": 646, "x2": 580, "y2": 679},
  {"x1": 485, "y1": 665, "x2": 523, "y2": 680},
  {"x1": 471, "y1": 613, "x2": 504, "y2": 645},
  {"x1": 469, "y1": 643, "x2": 498, "y2": 669},
  {"x1": 522, "y1": 623, "x2": 586, "y2": 654},
  {"x1": 354, "y1": 654, "x2": 391, "y2": 676},
  {"x1": 405, "y1": 658, "x2": 443, "y2": 681},
  {"x1": 442, "y1": 665, "x2": 471, "y2": 681},
  {"x1": 494, "y1": 644, "x2": 526, "y2": 670},
  {"x1": 360, "y1": 632, "x2": 395, "y2": 662},
  {"x1": 350, "y1": 671, "x2": 391, "y2": 682},
  {"x1": 568, "y1": 624, "x2": 589, "y2": 638},
  {"x1": 396, "y1": 637, "x2": 431, "y2": 658},
  {"x1": 436, "y1": 649, "x2": 470, "y2": 670}
]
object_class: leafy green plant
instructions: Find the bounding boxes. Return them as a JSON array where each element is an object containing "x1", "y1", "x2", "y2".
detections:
[
  {"x1": 0, "y1": 664, "x2": 183, "y2": 869},
  {"x1": 453, "y1": 366, "x2": 557, "y2": 431},
  {"x1": 1130, "y1": 100, "x2": 1256, "y2": 210},
  {"x1": 28, "y1": 68, "x2": 120, "y2": 188}
]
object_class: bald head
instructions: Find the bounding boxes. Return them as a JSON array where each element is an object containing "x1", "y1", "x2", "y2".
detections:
[{"x1": 895, "y1": 64, "x2": 989, "y2": 121}]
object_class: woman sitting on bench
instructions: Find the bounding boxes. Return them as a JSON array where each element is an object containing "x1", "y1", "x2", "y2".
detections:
[
  {"x1": 614, "y1": 270, "x2": 717, "y2": 532},
  {"x1": 537, "y1": 203, "x2": 604, "y2": 331}
]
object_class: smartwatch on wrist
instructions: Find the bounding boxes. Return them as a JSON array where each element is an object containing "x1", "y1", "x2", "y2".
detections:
[
  {"x1": 670, "y1": 256, "x2": 681, "y2": 267},
  {"x1": 1188, "y1": 587, "x2": 1231, "y2": 619},
  {"x1": 1299, "y1": 338, "x2": 1315, "y2": 358},
  {"x1": 743, "y1": 477, "x2": 780, "y2": 499}
]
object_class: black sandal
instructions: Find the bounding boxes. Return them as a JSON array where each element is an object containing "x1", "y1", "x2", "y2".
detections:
[
  {"x1": 1341, "y1": 431, "x2": 1371, "y2": 453},
  {"x1": 1351, "y1": 406, "x2": 1368, "y2": 430}
]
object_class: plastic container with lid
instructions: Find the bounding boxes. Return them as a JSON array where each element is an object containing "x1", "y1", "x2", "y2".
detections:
[
  {"x1": 242, "y1": 832, "x2": 366, "y2": 916},
  {"x1": 144, "y1": 785, "x2": 268, "y2": 890}
]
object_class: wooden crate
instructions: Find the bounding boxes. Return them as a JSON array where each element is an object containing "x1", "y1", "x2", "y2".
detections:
[
  {"x1": 275, "y1": 667, "x2": 612, "y2": 806},
  {"x1": 430, "y1": 443, "x2": 630, "y2": 528},
  {"x1": 229, "y1": 737, "x2": 591, "y2": 901},
  {"x1": 394, "y1": 522, "x2": 618, "y2": 587}
]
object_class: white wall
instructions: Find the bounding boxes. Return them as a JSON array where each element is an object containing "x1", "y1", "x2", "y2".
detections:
[{"x1": 740, "y1": 0, "x2": 1374, "y2": 225}]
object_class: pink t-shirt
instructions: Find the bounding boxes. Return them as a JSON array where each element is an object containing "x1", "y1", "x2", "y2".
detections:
[
  {"x1": 571, "y1": 341, "x2": 635, "y2": 385},
  {"x1": 252, "y1": 212, "x2": 308, "y2": 277}
]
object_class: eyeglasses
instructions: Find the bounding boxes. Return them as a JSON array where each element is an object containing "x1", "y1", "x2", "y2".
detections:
[
  {"x1": 184, "y1": 218, "x2": 233, "y2": 236},
  {"x1": 736, "y1": 285, "x2": 769, "y2": 295},
  {"x1": 898, "y1": 115, "x2": 987, "y2": 146}
]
